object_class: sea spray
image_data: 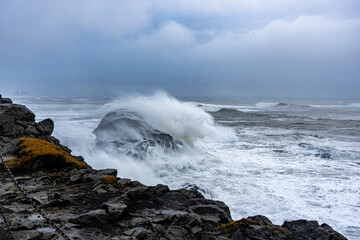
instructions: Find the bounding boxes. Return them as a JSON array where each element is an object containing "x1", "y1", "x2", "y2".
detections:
[
  {"x1": 103, "y1": 91, "x2": 236, "y2": 146},
  {"x1": 13, "y1": 95, "x2": 360, "y2": 240}
]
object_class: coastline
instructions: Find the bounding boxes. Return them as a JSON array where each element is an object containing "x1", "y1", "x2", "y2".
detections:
[{"x1": 0, "y1": 98, "x2": 348, "y2": 240}]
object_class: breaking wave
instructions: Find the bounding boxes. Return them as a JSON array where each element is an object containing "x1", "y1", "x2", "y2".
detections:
[{"x1": 102, "y1": 91, "x2": 236, "y2": 147}]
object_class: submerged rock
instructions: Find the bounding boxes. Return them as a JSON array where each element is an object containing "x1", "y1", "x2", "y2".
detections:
[{"x1": 0, "y1": 100, "x2": 348, "y2": 240}]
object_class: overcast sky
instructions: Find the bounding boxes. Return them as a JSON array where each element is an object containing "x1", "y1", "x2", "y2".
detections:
[{"x1": 0, "y1": 0, "x2": 359, "y2": 99}]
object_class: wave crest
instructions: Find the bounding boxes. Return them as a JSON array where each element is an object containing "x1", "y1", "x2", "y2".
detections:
[{"x1": 103, "y1": 91, "x2": 236, "y2": 146}]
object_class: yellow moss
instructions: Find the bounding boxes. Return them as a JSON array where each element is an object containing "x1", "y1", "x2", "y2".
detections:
[
  {"x1": 7, "y1": 137, "x2": 87, "y2": 171},
  {"x1": 220, "y1": 218, "x2": 289, "y2": 238},
  {"x1": 219, "y1": 220, "x2": 242, "y2": 231},
  {"x1": 219, "y1": 218, "x2": 262, "y2": 231},
  {"x1": 100, "y1": 176, "x2": 117, "y2": 184},
  {"x1": 266, "y1": 225, "x2": 289, "y2": 237}
]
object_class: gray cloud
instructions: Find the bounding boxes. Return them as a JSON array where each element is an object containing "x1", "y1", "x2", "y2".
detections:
[{"x1": 0, "y1": 0, "x2": 359, "y2": 98}]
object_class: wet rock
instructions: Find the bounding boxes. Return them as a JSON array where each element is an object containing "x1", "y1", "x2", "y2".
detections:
[
  {"x1": 1, "y1": 98, "x2": 13, "y2": 104},
  {"x1": 102, "y1": 201, "x2": 127, "y2": 218},
  {"x1": 25, "y1": 124, "x2": 38, "y2": 135},
  {"x1": 0, "y1": 104, "x2": 35, "y2": 122},
  {"x1": 70, "y1": 209, "x2": 110, "y2": 227},
  {"x1": 320, "y1": 152, "x2": 331, "y2": 159},
  {"x1": 93, "y1": 109, "x2": 183, "y2": 158},
  {"x1": 232, "y1": 230, "x2": 244, "y2": 240},
  {"x1": 282, "y1": 220, "x2": 347, "y2": 240},
  {"x1": 36, "y1": 118, "x2": 54, "y2": 136}
]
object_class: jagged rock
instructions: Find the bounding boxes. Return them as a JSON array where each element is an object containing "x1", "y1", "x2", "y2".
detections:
[
  {"x1": 282, "y1": 220, "x2": 347, "y2": 240},
  {"x1": 36, "y1": 118, "x2": 54, "y2": 136},
  {"x1": 0, "y1": 104, "x2": 35, "y2": 122},
  {"x1": 218, "y1": 215, "x2": 290, "y2": 240},
  {"x1": 1, "y1": 98, "x2": 13, "y2": 104},
  {"x1": 70, "y1": 209, "x2": 110, "y2": 227}
]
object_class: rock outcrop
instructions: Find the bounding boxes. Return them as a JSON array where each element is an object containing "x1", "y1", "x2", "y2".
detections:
[
  {"x1": 93, "y1": 109, "x2": 182, "y2": 159},
  {"x1": 0, "y1": 98, "x2": 347, "y2": 240}
]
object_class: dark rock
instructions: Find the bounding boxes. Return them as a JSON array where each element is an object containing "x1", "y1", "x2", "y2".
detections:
[
  {"x1": 36, "y1": 118, "x2": 54, "y2": 136},
  {"x1": 232, "y1": 230, "x2": 244, "y2": 240},
  {"x1": 282, "y1": 220, "x2": 347, "y2": 240},
  {"x1": 0, "y1": 104, "x2": 35, "y2": 122},
  {"x1": 320, "y1": 152, "x2": 331, "y2": 159},
  {"x1": 0, "y1": 228, "x2": 13, "y2": 240},
  {"x1": 93, "y1": 109, "x2": 183, "y2": 158},
  {"x1": 69, "y1": 209, "x2": 110, "y2": 227},
  {"x1": 97, "y1": 168, "x2": 118, "y2": 177},
  {"x1": 1, "y1": 98, "x2": 13, "y2": 104},
  {"x1": 154, "y1": 184, "x2": 170, "y2": 196},
  {"x1": 25, "y1": 124, "x2": 38, "y2": 135}
]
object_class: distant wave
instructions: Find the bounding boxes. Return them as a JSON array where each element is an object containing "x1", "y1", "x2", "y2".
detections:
[
  {"x1": 255, "y1": 102, "x2": 310, "y2": 108},
  {"x1": 274, "y1": 103, "x2": 288, "y2": 107},
  {"x1": 310, "y1": 103, "x2": 360, "y2": 108},
  {"x1": 348, "y1": 103, "x2": 360, "y2": 108},
  {"x1": 255, "y1": 102, "x2": 279, "y2": 108},
  {"x1": 196, "y1": 102, "x2": 254, "y2": 113},
  {"x1": 213, "y1": 108, "x2": 242, "y2": 114},
  {"x1": 210, "y1": 108, "x2": 267, "y2": 119}
]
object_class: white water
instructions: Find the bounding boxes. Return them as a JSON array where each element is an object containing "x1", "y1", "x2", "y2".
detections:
[
  {"x1": 13, "y1": 94, "x2": 360, "y2": 240},
  {"x1": 103, "y1": 91, "x2": 236, "y2": 146}
]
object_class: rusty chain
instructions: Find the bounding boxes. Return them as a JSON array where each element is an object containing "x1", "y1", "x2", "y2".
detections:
[{"x1": 0, "y1": 154, "x2": 71, "y2": 240}]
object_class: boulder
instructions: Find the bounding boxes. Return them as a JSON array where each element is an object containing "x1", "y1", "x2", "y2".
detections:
[
  {"x1": 1, "y1": 98, "x2": 13, "y2": 104},
  {"x1": 0, "y1": 104, "x2": 35, "y2": 122},
  {"x1": 36, "y1": 118, "x2": 54, "y2": 136},
  {"x1": 282, "y1": 220, "x2": 347, "y2": 240}
]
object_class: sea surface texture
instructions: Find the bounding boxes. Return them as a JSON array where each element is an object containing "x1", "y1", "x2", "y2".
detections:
[{"x1": 14, "y1": 93, "x2": 360, "y2": 239}]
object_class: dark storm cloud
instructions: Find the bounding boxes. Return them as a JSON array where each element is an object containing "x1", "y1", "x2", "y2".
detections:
[{"x1": 0, "y1": 0, "x2": 359, "y2": 98}]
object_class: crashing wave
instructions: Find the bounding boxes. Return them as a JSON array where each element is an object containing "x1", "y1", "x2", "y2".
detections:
[
  {"x1": 102, "y1": 92, "x2": 236, "y2": 146},
  {"x1": 93, "y1": 109, "x2": 183, "y2": 159}
]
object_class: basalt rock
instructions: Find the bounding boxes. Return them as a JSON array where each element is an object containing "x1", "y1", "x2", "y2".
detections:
[
  {"x1": 0, "y1": 98, "x2": 69, "y2": 156},
  {"x1": 0, "y1": 99, "x2": 348, "y2": 240},
  {"x1": 36, "y1": 118, "x2": 54, "y2": 136},
  {"x1": 1, "y1": 98, "x2": 13, "y2": 104}
]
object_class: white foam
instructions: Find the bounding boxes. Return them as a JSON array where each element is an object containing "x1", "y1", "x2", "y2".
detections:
[
  {"x1": 348, "y1": 103, "x2": 360, "y2": 108},
  {"x1": 310, "y1": 103, "x2": 360, "y2": 108},
  {"x1": 104, "y1": 91, "x2": 236, "y2": 146},
  {"x1": 255, "y1": 102, "x2": 279, "y2": 108},
  {"x1": 13, "y1": 95, "x2": 360, "y2": 240}
]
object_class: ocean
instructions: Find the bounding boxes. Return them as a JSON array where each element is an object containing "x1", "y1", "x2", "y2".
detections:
[{"x1": 13, "y1": 92, "x2": 360, "y2": 239}]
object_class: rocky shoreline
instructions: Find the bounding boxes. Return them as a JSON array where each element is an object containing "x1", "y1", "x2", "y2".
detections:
[{"x1": 0, "y1": 98, "x2": 347, "y2": 240}]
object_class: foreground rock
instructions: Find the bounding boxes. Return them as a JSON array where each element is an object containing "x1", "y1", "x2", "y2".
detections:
[{"x1": 0, "y1": 98, "x2": 347, "y2": 240}]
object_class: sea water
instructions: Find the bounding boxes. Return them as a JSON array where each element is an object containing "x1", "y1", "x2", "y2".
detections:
[{"x1": 13, "y1": 92, "x2": 360, "y2": 239}]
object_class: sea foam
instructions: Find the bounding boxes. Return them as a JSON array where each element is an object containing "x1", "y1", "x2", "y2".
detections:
[{"x1": 103, "y1": 91, "x2": 236, "y2": 146}]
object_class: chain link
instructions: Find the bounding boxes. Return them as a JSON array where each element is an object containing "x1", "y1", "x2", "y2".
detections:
[{"x1": 0, "y1": 154, "x2": 71, "y2": 240}]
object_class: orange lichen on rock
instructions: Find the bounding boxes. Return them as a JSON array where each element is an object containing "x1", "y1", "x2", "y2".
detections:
[
  {"x1": 219, "y1": 218, "x2": 260, "y2": 231},
  {"x1": 266, "y1": 224, "x2": 289, "y2": 237},
  {"x1": 6, "y1": 137, "x2": 87, "y2": 171},
  {"x1": 100, "y1": 176, "x2": 117, "y2": 184}
]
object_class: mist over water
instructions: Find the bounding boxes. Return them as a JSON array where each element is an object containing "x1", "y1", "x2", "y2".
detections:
[{"x1": 13, "y1": 93, "x2": 360, "y2": 240}]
